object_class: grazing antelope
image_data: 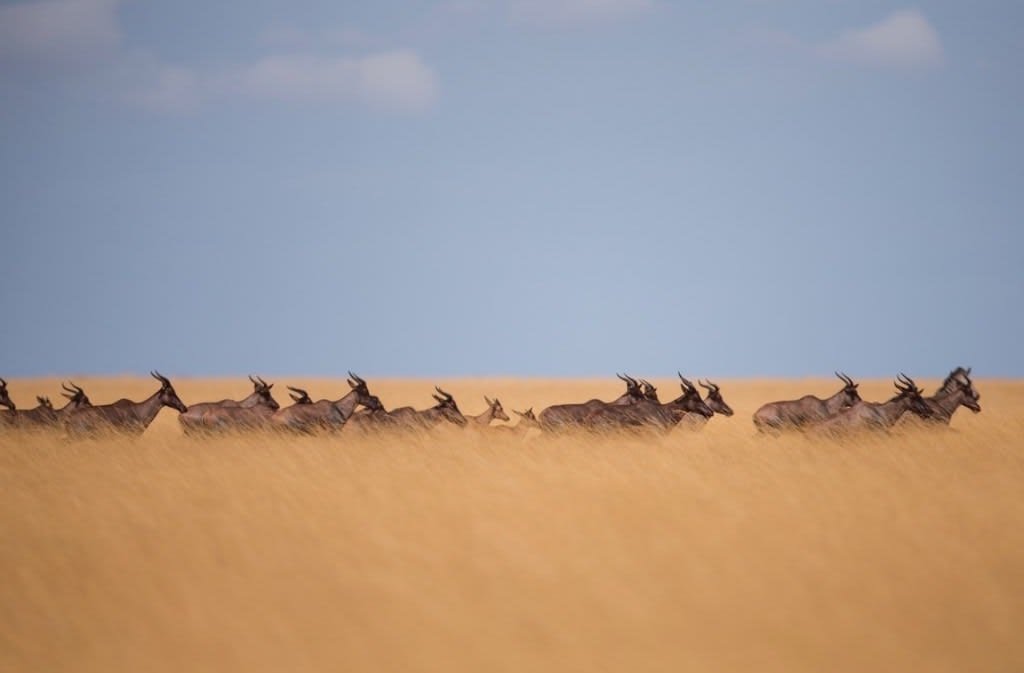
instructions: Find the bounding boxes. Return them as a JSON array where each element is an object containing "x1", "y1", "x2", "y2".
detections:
[
  {"x1": 900, "y1": 367, "x2": 981, "y2": 426},
  {"x1": 465, "y1": 396, "x2": 511, "y2": 427},
  {"x1": 585, "y1": 374, "x2": 714, "y2": 433},
  {"x1": 65, "y1": 372, "x2": 188, "y2": 437},
  {"x1": 178, "y1": 375, "x2": 280, "y2": 434},
  {"x1": 753, "y1": 372, "x2": 861, "y2": 432},
  {"x1": 269, "y1": 372, "x2": 381, "y2": 434},
  {"x1": 538, "y1": 374, "x2": 645, "y2": 432},
  {"x1": 16, "y1": 382, "x2": 93, "y2": 429},
  {"x1": 812, "y1": 374, "x2": 933, "y2": 437},
  {"x1": 678, "y1": 379, "x2": 734, "y2": 429}
]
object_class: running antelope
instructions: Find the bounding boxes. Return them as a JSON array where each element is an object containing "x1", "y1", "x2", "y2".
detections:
[
  {"x1": 269, "y1": 372, "x2": 381, "y2": 434},
  {"x1": 538, "y1": 374, "x2": 645, "y2": 432},
  {"x1": 17, "y1": 382, "x2": 92, "y2": 429},
  {"x1": 812, "y1": 374, "x2": 933, "y2": 437},
  {"x1": 464, "y1": 396, "x2": 510, "y2": 427},
  {"x1": 347, "y1": 386, "x2": 467, "y2": 431},
  {"x1": 492, "y1": 408, "x2": 542, "y2": 436},
  {"x1": 178, "y1": 375, "x2": 279, "y2": 434},
  {"x1": 900, "y1": 367, "x2": 980, "y2": 426},
  {"x1": 752, "y1": 372, "x2": 861, "y2": 431},
  {"x1": 678, "y1": 379, "x2": 734, "y2": 429},
  {"x1": 585, "y1": 374, "x2": 714, "y2": 433},
  {"x1": 65, "y1": 372, "x2": 188, "y2": 437}
]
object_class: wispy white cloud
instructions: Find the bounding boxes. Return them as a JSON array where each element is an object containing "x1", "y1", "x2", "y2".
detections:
[
  {"x1": 0, "y1": 0, "x2": 121, "y2": 66},
  {"x1": 227, "y1": 50, "x2": 439, "y2": 112},
  {"x1": 125, "y1": 50, "x2": 439, "y2": 115},
  {"x1": 818, "y1": 9, "x2": 943, "y2": 69}
]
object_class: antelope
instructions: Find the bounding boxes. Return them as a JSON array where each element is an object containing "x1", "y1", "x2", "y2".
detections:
[
  {"x1": 16, "y1": 382, "x2": 93, "y2": 429},
  {"x1": 178, "y1": 375, "x2": 280, "y2": 434},
  {"x1": 678, "y1": 379, "x2": 734, "y2": 429},
  {"x1": 347, "y1": 387, "x2": 468, "y2": 432},
  {"x1": 286, "y1": 386, "x2": 313, "y2": 405},
  {"x1": 492, "y1": 408, "x2": 542, "y2": 436},
  {"x1": 812, "y1": 374, "x2": 933, "y2": 437},
  {"x1": 753, "y1": 372, "x2": 861, "y2": 432},
  {"x1": 538, "y1": 374, "x2": 645, "y2": 432},
  {"x1": 900, "y1": 367, "x2": 981, "y2": 426},
  {"x1": 0, "y1": 377, "x2": 15, "y2": 423},
  {"x1": 65, "y1": 372, "x2": 188, "y2": 437},
  {"x1": 464, "y1": 396, "x2": 511, "y2": 427},
  {"x1": 269, "y1": 372, "x2": 382, "y2": 434},
  {"x1": 585, "y1": 374, "x2": 714, "y2": 433}
]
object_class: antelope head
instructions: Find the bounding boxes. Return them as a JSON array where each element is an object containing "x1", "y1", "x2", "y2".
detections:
[
  {"x1": 249, "y1": 375, "x2": 280, "y2": 410},
  {"x1": 676, "y1": 373, "x2": 714, "y2": 418},
  {"x1": 514, "y1": 408, "x2": 540, "y2": 428},
  {"x1": 287, "y1": 386, "x2": 313, "y2": 405},
  {"x1": 895, "y1": 374, "x2": 933, "y2": 418},
  {"x1": 640, "y1": 379, "x2": 660, "y2": 402},
  {"x1": 151, "y1": 371, "x2": 189, "y2": 413},
  {"x1": 36, "y1": 396, "x2": 54, "y2": 410},
  {"x1": 432, "y1": 387, "x2": 467, "y2": 426},
  {"x1": 485, "y1": 396, "x2": 510, "y2": 422},
  {"x1": 835, "y1": 372, "x2": 861, "y2": 406},
  {"x1": 617, "y1": 373, "x2": 644, "y2": 400},
  {"x1": 699, "y1": 379, "x2": 734, "y2": 416},
  {"x1": 62, "y1": 381, "x2": 92, "y2": 409},
  {"x1": 347, "y1": 372, "x2": 369, "y2": 395},
  {"x1": 0, "y1": 377, "x2": 14, "y2": 411}
]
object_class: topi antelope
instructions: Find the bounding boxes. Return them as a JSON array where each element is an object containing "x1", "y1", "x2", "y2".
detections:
[
  {"x1": 269, "y1": 372, "x2": 381, "y2": 434},
  {"x1": 752, "y1": 372, "x2": 861, "y2": 432},
  {"x1": 0, "y1": 377, "x2": 15, "y2": 414},
  {"x1": 677, "y1": 379, "x2": 734, "y2": 430},
  {"x1": 538, "y1": 374, "x2": 645, "y2": 432},
  {"x1": 178, "y1": 375, "x2": 279, "y2": 434},
  {"x1": 464, "y1": 396, "x2": 510, "y2": 427},
  {"x1": 347, "y1": 386, "x2": 468, "y2": 431},
  {"x1": 492, "y1": 408, "x2": 542, "y2": 436},
  {"x1": 286, "y1": 386, "x2": 314, "y2": 405},
  {"x1": 65, "y1": 372, "x2": 188, "y2": 437},
  {"x1": 899, "y1": 367, "x2": 981, "y2": 426},
  {"x1": 585, "y1": 373, "x2": 714, "y2": 433},
  {"x1": 812, "y1": 374, "x2": 933, "y2": 437},
  {"x1": 16, "y1": 382, "x2": 93, "y2": 429}
]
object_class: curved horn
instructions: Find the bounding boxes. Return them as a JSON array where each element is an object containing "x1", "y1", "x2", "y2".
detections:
[
  {"x1": 287, "y1": 385, "x2": 308, "y2": 395},
  {"x1": 434, "y1": 386, "x2": 453, "y2": 400},
  {"x1": 151, "y1": 371, "x2": 171, "y2": 386},
  {"x1": 348, "y1": 372, "x2": 366, "y2": 386},
  {"x1": 0, "y1": 376, "x2": 6, "y2": 388},
  {"x1": 249, "y1": 374, "x2": 259, "y2": 387},
  {"x1": 62, "y1": 381, "x2": 79, "y2": 394},
  {"x1": 677, "y1": 372, "x2": 695, "y2": 389}
]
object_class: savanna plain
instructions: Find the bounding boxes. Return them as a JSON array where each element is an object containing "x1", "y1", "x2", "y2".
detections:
[{"x1": 1, "y1": 376, "x2": 1022, "y2": 673}]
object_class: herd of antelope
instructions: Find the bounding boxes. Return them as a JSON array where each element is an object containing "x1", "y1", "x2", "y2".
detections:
[{"x1": 0, "y1": 368, "x2": 980, "y2": 439}]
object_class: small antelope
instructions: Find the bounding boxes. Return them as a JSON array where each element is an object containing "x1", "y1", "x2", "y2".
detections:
[{"x1": 464, "y1": 396, "x2": 511, "y2": 427}]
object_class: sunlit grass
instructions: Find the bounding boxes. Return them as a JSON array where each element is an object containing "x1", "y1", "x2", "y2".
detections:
[{"x1": 1, "y1": 377, "x2": 1021, "y2": 672}]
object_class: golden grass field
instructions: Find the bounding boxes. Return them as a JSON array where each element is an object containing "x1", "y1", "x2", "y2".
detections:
[{"x1": 1, "y1": 376, "x2": 1022, "y2": 673}]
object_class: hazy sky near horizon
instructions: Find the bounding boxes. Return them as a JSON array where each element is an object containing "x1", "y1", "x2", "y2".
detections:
[{"x1": 2, "y1": 0, "x2": 1022, "y2": 379}]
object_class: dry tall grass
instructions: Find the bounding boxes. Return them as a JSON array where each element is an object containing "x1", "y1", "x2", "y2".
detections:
[{"x1": 1, "y1": 377, "x2": 1022, "y2": 673}]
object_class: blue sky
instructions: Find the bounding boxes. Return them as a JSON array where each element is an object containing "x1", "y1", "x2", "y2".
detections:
[{"x1": 1, "y1": 0, "x2": 1022, "y2": 378}]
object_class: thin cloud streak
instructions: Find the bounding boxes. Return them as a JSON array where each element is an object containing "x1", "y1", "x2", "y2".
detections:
[
  {"x1": 818, "y1": 9, "x2": 943, "y2": 69},
  {"x1": 0, "y1": 0, "x2": 121, "y2": 66}
]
